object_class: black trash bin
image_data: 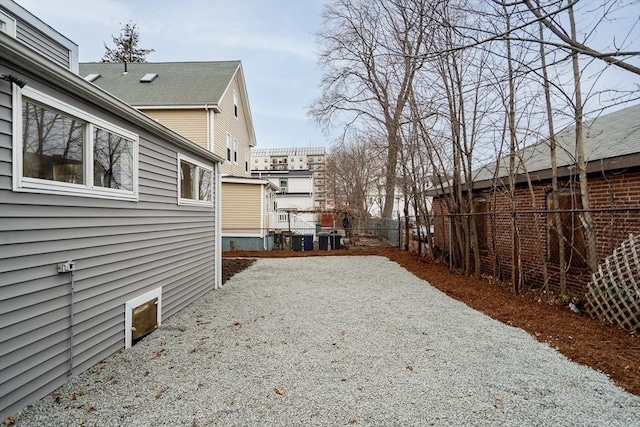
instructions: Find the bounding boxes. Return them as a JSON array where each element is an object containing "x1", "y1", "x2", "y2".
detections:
[
  {"x1": 329, "y1": 232, "x2": 342, "y2": 249},
  {"x1": 292, "y1": 234, "x2": 303, "y2": 252},
  {"x1": 318, "y1": 232, "x2": 329, "y2": 251}
]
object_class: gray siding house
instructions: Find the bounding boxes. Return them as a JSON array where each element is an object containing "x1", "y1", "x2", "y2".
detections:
[{"x1": 0, "y1": 1, "x2": 224, "y2": 418}]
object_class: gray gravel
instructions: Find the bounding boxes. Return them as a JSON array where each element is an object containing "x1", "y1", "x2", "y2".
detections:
[{"x1": 15, "y1": 256, "x2": 640, "y2": 426}]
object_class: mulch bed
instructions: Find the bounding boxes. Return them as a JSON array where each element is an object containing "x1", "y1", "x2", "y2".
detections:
[{"x1": 222, "y1": 247, "x2": 639, "y2": 396}]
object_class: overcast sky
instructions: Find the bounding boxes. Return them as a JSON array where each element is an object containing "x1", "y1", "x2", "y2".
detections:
[
  {"x1": 13, "y1": 0, "x2": 640, "y2": 152},
  {"x1": 15, "y1": 0, "x2": 333, "y2": 150}
]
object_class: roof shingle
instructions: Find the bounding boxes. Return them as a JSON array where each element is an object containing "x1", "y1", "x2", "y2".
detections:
[{"x1": 79, "y1": 61, "x2": 241, "y2": 106}]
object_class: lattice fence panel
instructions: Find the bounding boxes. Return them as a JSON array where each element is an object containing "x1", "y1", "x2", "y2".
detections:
[{"x1": 585, "y1": 234, "x2": 639, "y2": 335}]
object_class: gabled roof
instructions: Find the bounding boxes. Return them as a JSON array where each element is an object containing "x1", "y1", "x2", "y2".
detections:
[
  {"x1": 79, "y1": 60, "x2": 257, "y2": 146},
  {"x1": 79, "y1": 61, "x2": 241, "y2": 106},
  {"x1": 472, "y1": 103, "x2": 640, "y2": 187}
]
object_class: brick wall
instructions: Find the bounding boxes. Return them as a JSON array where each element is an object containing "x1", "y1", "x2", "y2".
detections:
[{"x1": 432, "y1": 170, "x2": 640, "y2": 297}]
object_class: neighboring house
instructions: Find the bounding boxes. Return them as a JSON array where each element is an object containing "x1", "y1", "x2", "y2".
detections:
[
  {"x1": 252, "y1": 147, "x2": 330, "y2": 210},
  {"x1": 80, "y1": 61, "x2": 277, "y2": 250},
  {"x1": 0, "y1": 1, "x2": 224, "y2": 418},
  {"x1": 431, "y1": 104, "x2": 640, "y2": 296},
  {"x1": 252, "y1": 170, "x2": 317, "y2": 235},
  {"x1": 221, "y1": 175, "x2": 278, "y2": 250}
]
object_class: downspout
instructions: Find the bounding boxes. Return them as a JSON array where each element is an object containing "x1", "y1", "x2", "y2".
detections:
[
  {"x1": 214, "y1": 162, "x2": 222, "y2": 289},
  {"x1": 261, "y1": 184, "x2": 267, "y2": 250},
  {"x1": 205, "y1": 104, "x2": 211, "y2": 151}
]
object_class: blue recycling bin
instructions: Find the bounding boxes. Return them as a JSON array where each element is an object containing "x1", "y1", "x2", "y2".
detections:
[{"x1": 303, "y1": 234, "x2": 314, "y2": 251}]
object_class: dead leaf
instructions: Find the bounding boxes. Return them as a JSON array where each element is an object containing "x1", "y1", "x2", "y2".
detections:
[
  {"x1": 274, "y1": 387, "x2": 284, "y2": 395},
  {"x1": 568, "y1": 380, "x2": 576, "y2": 387},
  {"x1": 349, "y1": 418, "x2": 358, "y2": 424},
  {"x1": 69, "y1": 393, "x2": 77, "y2": 401},
  {"x1": 2, "y1": 416, "x2": 16, "y2": 426},
  {"x1": 150, "y1": 349, "x2": 166, "y2": 360},
  {"x1": 495, "y1": 396, "x2": 503, "y2": 402},
  {"x1": 85, "y1": 405, "x2": 95, "y2": 413},
  {"x1": 155, "y1": 386, "x2": 168, "y2": 399},
  {"x1": 406, "y1": 365, "x2": 414, "y2": 372}
]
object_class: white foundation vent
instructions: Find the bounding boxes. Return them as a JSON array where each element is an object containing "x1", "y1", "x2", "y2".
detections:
[{"x1": 125, "y1": 287, "x2": 162, "y2": 348}]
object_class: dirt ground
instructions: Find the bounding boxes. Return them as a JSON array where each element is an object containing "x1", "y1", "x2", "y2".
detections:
[{"x1": 222, "y1": 246, "x2": 639, "y2": 397}]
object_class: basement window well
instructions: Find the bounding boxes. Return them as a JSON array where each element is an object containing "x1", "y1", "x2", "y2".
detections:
[{"x1": 125, "y1": 287, "x2": 162, "y2": 348}]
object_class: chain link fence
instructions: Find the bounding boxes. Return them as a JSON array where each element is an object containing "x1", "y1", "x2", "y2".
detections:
[{"x1": 424, "y1": 207, "x2": 640, "y2": 298}]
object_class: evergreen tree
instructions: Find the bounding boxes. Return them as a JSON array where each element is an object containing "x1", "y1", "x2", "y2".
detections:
[{"x1": 102, "y1": 21, "x2": 154, "y2": 63}]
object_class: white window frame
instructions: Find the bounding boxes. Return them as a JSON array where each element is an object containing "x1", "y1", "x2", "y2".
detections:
[
  {"x1": 233, "y1": 90, "x2": 239, "y2": 118},
  {"x1": 177, "y1": 153, "x2": 214, "y2": 207},
  {"x1": 13, "y1": 85, "x2": 139, "y2": 201},
  {"x1": 226, "y1": 133, "x2": 232, "y2": 162},
  {"x1": 233, "y1": 139, "x2": 238, "y2": 163}
]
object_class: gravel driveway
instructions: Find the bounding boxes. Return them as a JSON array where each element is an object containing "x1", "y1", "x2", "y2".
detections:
[{"x1": 15, "y1": 256, "x2": 640, "y2": 426}]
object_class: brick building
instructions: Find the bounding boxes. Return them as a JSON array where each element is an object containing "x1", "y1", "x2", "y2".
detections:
[{"x1": 432, "y1": 104, "x2": 640, "y2": 297}]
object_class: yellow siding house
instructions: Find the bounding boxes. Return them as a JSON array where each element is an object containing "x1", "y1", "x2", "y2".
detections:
[{"x1": 80, "y1": 61, "x2": 278, "y2": 250}]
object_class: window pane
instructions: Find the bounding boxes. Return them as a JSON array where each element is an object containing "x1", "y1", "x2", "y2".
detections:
[
  {"x1": 94, "y1": 127, "x2": 134, "y2": 190},
  {"x1": 198, "y1": 168, "x2": 212, "y2": 201},
  {"x1": 22, "y1": 101, "x2": 84, "y2": 184},
  {"x1": 180, "y1": 160, "x2": 196, "y2": 200}
]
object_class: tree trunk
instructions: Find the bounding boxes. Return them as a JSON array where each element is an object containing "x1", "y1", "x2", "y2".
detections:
[
  {"x1": 569, "y1": 3, "x2": 598, "y2": 274},
  {"x1": 537, "y1": 2, "x2": 566, "y2": 293}
]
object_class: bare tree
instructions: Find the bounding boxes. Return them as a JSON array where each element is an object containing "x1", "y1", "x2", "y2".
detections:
[
  {"x1": 326, "y1": 133, "x2": 385, "y2": 237},
  {"x1": 311, "y1": 0, "x2": 437, "y2": 219}
]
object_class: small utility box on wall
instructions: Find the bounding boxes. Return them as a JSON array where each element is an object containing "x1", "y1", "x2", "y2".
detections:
[{"x1": 125, "y1": 288, "x2": 162, "y2": 348}]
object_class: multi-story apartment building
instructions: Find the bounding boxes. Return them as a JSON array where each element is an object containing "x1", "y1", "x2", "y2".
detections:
[{"x1": 251, "y1": 147, "x2": 331, "y2": 210}]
